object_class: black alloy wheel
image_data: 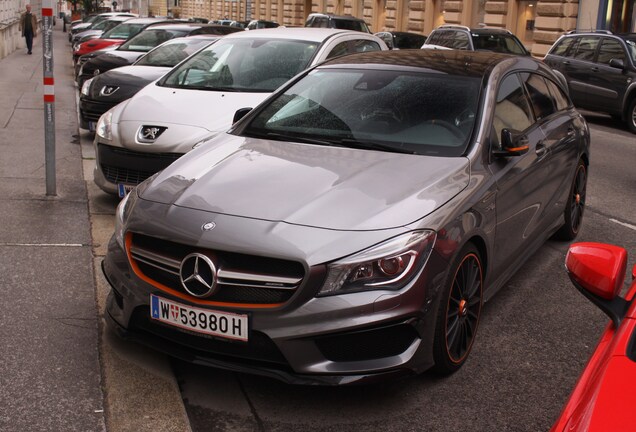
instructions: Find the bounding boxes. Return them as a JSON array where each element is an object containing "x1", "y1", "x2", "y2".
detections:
[
  {"x1": 555, "y1": 159, "x2": 587, "y2": 240},
  {"x1": 432, "y1": 244, "x2": 483, "y2": 375}
]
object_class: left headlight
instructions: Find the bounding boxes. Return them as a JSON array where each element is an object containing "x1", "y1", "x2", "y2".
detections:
[
  {"x1": 96, "y1": 110, "x2": 113, "y2": 141},
  {"x1": 80, "y1": 77, "x2": 93, "y2": 96},
  {"x1": 319, "y1": 230, "x2": 437, "y2": 296},
  {"x1": 114, "y1": 189, "x2": 137, "y2": 250}
]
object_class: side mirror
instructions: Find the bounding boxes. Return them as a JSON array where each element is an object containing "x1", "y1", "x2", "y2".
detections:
[
  {"x1": 566, "y1": 242, "x2": 629, "y2": 327},
  {"x1": 232, "y1": 107, "x2": 252, "y2": 124},
  {"x1": 609, "y1": 58, "x2": 625, "y2": 70},
  {"x1": 492, "y1": 128, "x2": 529, "y2": 157}
]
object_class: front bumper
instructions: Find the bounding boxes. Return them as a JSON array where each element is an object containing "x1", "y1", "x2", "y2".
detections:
[{"x1": 102, "y1": 233, "x2": 445, "y2": 385}]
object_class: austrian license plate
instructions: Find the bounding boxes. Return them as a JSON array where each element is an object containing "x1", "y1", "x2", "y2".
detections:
[
  {"x1": 88, "y1": 121, "x2": 96, "y2": 132},
  {"x1": 150, "y1": 294, "x2": 249, "y2": 342},
  {"x1": 117, "y1": 183, "x2": 135, "y2": 198}
]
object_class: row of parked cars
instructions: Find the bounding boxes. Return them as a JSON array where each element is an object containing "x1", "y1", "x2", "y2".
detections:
[{"x1": 69, "y1": 13, "x2": 634, "y2": 430}]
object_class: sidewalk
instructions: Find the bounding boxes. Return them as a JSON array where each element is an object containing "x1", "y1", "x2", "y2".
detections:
[{"x1": 0, "y1": 24, "x2": 190, "y2": 432}]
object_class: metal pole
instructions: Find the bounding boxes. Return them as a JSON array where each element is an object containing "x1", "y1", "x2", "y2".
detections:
[{"x1": 42, "y1": 0, "x2": 56, "y2": 196}]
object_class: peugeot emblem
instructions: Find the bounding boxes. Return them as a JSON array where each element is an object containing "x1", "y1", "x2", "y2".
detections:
[
  {"x1": 137, "y1": 125, "x2": 167, "y2": 143},
  {"x1": 179, "y1": 253, "x2": 217, "y2": 298},
  {"x1": 100, "y1": 85, "x2": 119, "y2": 96},
  {"x1": 202, "y1": 222, "x2": 216, "y2": 231}
]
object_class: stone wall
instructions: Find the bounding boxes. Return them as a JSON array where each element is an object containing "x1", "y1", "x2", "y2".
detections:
[{"x1": 0, "y1": 20, "x2": 24, "y2": 60}]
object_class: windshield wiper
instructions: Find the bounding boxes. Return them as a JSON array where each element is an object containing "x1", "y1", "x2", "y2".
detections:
[
  {"x1": 334, "y1": 138, "x2": 417, "y2": 155},
  {"x1": 245, "y1": 130, "x2": 334, "y2": 146}
]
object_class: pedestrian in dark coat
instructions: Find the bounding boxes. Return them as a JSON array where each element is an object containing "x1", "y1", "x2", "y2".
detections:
[{"x1": 19, "y1": 4, "x2": 38, "y2": 55}]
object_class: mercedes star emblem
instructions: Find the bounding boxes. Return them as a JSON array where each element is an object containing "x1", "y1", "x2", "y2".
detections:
[{"x1": 179, "y1": 253, "x2": 217, "y2": 298}]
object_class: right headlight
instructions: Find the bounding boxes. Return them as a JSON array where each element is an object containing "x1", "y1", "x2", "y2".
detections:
[
  {"x1": 319, "y1": 230, "x2": 437, "y2": 296},
  {"x1": 80, "y1": 77, "x2": 93, "y2": 96},
  {"x1": 96, "y1": 110, "x2": 113, "y2": 141}
]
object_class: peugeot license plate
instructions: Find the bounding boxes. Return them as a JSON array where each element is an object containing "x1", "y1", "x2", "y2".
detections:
[{"x1": 150, "y1": 294, "x2": 249, "y2": 342}]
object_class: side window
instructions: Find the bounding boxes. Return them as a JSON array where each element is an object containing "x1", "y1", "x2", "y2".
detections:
[
  {"x1": 550, "y1": 37, "x2": 576, "y2": 57},
  {"x1": 544, "y1": 77, "x2": 571, "y2": 111},
  {"x1": 520, "y1": 73, "x2": 558, "y2": 120},
  {"x1": 492, "y1": 74, "x2": 534, "y2": 146},
  {"x1": 597, "y1": 38, "x2": 625, "y2": 65},
  {"x1": 325, "y1": 41, "x2": 349, "y2": 60},
  {"x1": 352, "y1": 39, "x2": 381, "y2": 53},
  {"x1": 572, "y1": 36, "x2": 599, "y2": 61},
  {"x1": 427, "y1": 32, "x2": 441, "y2": 45}
]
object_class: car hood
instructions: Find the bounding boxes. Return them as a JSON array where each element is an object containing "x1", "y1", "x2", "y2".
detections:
[
  {"x1": 86, "y1": 65, "x2": 170, "y2": 102},
  {"x1": 139, "y1": 134, "x2": 470, "y2": 230},
  {"x1": 86, "y1": 50, "x2": 144, "y2": 73},
  {"x1": 115, "y1": 84, "x2": 270, "y2": 149}
]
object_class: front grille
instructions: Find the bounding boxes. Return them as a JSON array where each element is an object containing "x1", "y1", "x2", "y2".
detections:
[
  {"x1": 82, "y1": 101, "x2": 116, "y2": 123},
  {"x1": 315, "y1": 322, "x2": 419, "y2": 362},
  {"x1": 129, "y1": 306, "x2": 290, "y2": 367},
  {"x1": 98, "y1": 144, "x2": 182, "y2": 186},
  {"x1": 129, "y1": 233, "x2": 305, "y2": 306}
]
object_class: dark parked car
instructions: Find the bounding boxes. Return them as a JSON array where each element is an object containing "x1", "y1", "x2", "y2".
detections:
[
  {"x1": 544, "y1": 30, "x2": 636, "y2": 133},
  {"x1": 79, "y1": 36, "x2": 219, "y2": 131},
  {"x1": 103, "y1": 49, "x2": 589, "y2": 385},
  {"x1": 425, "y1": 25, "x2": 530, "y2": 55},
  {"x1": 375, "y1": 31, "x2": 427, "y2": 49},
  {"x1": 305, "y1": 13, "x2": 371, "y2": 33},
  {"x1": 246, "y1": 19, "x2": 279, "y2": 30},
  {"x1": 77, "y1": 23, "x2": 243, "y2": 88}
]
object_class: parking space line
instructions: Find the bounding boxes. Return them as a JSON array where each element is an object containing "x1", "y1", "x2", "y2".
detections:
[{"x1": 609, "y1": 218, "x2": 636, "y2": 231}]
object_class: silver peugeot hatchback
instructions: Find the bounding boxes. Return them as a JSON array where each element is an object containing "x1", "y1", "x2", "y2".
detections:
[{"x1": 103, "y1": 49, "x2": 590, "y2": 384}]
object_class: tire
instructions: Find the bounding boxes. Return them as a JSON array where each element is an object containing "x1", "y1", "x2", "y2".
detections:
[
  {"x1": 554, "y1": 159, "x2": 587, "y2": 241},
  {"x1": 431, "y1": 244, "x2": 483, "y2": 375},
  {"x1": 627, "y1": 98, "x2": 636, "y2": 134}
]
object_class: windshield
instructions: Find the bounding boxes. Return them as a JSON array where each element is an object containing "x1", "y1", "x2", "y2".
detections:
[
  {"x1": 472, "y1": 33, "x2": 528, "y2": 55},
  {"x1": 241, "y1": 68, "x2": 481, "y2": 156},
  {"x1": 135, "y1": 38, "x2": 215, "y2": 67},
  {"x1": 102, "y1": 23, "x2": 146, "y2": 40},
  {"x1": 626, "y1": 37, "x2": 636, "y2": 63},
  {"x1": 119, "y1": 29, "x2": 187, "y2": 52},
  {"x1": 159, "y1": 38, "x2": 319, "y2": 92}
]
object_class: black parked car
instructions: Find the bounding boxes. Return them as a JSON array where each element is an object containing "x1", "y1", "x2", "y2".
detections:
[
  {"x1": 375, "y1": 31, "x2": 427, "y2": 49},
  {"x1": 76, "y1": 23, "x2": 243, "y2": 88},
  {"x1": 425, "y1": 25, "x2": 530, "y2": 55},
  {"x1": 544, "y1": 30, "x2": 636, "y2": 133},
  {"x1": 305, "y1": 13, "x2": 371, "y2": 33},
  {"x1": 79, "y1": 36, "x2": 220, "y2": 131}
]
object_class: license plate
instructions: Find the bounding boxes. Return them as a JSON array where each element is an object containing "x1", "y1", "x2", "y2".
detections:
[
  {"x1": 117, "y1": 183, "x2": 135, "y2": 198},
  {"x1": 150, "y1": 294, "x2": 249, "y2": 342},
  {"x1": 88, "y1": 121, "x2": 96, "y2": 132}
]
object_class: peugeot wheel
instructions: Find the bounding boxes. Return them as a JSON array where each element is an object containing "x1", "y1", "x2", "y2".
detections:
[
  {"x1": 431, "y1": 244, "x2": 483, "y2": 375},
  {"x1": 554, "y1": 160, "x2": 587, "y2": 241}
]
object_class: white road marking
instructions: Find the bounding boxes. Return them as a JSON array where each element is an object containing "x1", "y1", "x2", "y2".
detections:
[{"x1": 609, "y1": 219, "x2": 636, "y2": 231}]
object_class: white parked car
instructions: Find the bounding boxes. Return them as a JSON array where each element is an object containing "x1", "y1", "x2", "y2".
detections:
[{"x1": 93, "y1": 27, "x2": 388, "y2": 196}]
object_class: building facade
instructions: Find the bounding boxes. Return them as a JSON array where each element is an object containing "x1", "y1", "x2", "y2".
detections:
[{"x1": 175, "y1": 0, "x2": 635, "y2": 56}]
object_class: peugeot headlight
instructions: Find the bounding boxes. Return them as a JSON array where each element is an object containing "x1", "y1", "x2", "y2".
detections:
[
  {"x1": 319, "y1": 230, "x2": 437, "y2": 296},
  {"x1": 96, "y1": 110, "x2": 113, "y2": 141},
  {"x1": 114, "y1": 189, "x2": 137, "y2": 250},
  {"x1": 81, "y1": 77, "x2": 93, "y2": 96}
]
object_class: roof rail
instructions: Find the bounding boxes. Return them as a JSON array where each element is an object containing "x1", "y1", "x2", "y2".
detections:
[
  {"x1": 565, "y1": 29, "x2": 613, "y2": 35},
  {"x1": 437, "y1": 24, "x2": 471, "y2": 31}
]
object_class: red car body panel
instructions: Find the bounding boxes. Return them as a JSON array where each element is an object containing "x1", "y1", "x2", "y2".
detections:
[
  {"x1": 75, "y1": 38, "x2": 124, "y2": 57},
  {"x1": 551, "y1": 260, "x2": 636, "y2": 432}
]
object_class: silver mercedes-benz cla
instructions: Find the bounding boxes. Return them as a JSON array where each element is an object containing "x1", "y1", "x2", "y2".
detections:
[{"x1": 103, "y1": 49, "x2": 590, "y2": 385}]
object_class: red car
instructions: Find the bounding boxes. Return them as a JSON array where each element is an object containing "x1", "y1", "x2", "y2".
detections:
[
  {"x1": 552, "y1": 242, "x2": 636, "y2": 431},
  {"x1": 73, "y1": 17, "x2": 176, "y2": 65}
]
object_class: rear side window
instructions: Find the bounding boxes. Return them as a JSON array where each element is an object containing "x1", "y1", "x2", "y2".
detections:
[
  {"x1": 572, "y1": 36, "x2": 599, "y2": 61},
  {"x1": 326, "y1": 40, "x2": 381, "y2": 60},
  {"x1": 493, "y1": 74, "x2": 534, "y2": 146},
  {"x1": 597, "y1": 38, "x2": 625, "y2": 65},
  {"x1": 520, "y1": 73, "x2": 558, "y2": 120}
]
